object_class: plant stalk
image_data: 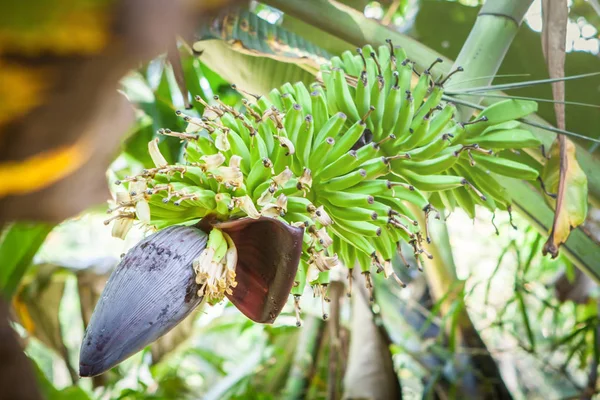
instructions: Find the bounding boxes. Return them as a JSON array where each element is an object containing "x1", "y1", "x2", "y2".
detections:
[
  {"x1": 283, "y1": 315, "x2": 325, "y2": 399},
  {"x1": 448, "y1": 0, "x2": 535, "y2": 120}
]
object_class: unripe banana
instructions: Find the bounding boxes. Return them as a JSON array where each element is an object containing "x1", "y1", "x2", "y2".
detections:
[
  {"x1": 328, "y1": 224, "x2": 376, "y2": 257},
  {"x1": 287, "y1": 196, "x2": 314, "y2": 214},
  {"x1": 322, "y1": 69, "x2": 340, "y2": 115},
  {"x1": 418, "y1": 104, "x2": 455, "y2": 147},
  {"x1": 332, "y1": 217, "x2": 382, "y2": 237},
  {"x1": 258, "y1": 119, "x2": 275, "y2": 153},
  {"x1": 413, "y1": 86, "x2": 443, "y2": 123},
  {"x1": 325, "y1": 191, "x2": 375, "y2": 208},
  {"x1": 321, "y1": 168, "x2": 367, "y2": 192},
  {"x1": 411, "y1": 71, "x2": 431, "y2": 109},
  {"x1": 355, "y1": 72, "x2": 371, "y2": 126},
  {"x1": 308, "y1": 137, "x2": 336, "y2": 172},
  {"x1": 400, "y1": 111, "x2": 431, "y2": 150},
  {"x1": 291, "y1": 261, "x2": 308, "y2": 296},
  {"x1": 398, "y1": 169, "x2": 465, "y2": 191},
  {"x1": 396, "y1": 60, "x2": 414, "y2": 95},
  {"x1": 327, "y1": 120, "x2": 367, "y2": 163},
  {"x1": 319, "y1": 150, "x2": 360, "y2": 181},
  {"x1": 464, "y1": 129, "x2": 541, "y2": 149},
  {"x1": 294, "y1": 81, "x2": 312, "y2": 114},
  {"x1": 284, "y1": 103, "x2": 305, "y2": 144},
  {"x1": 246, "y1": 158, "x2": 273, "y2": 193},
  {"x1": 451, "y1": 186, "x2": 476, "y2": 219},
  {"x1": 456, "y1": 159, "x2": 512, "y2": 208},
  {"x1": 341, "y1": 50, "x2": 361, "y2": 76},
  {"x1": 373, "y1": 227, "x2": 395, "y2": 261},
  {"x1": 470, "y1": 153, "x2": 539, "y2": 180},
  {"x1": 280, "y1": 92, "x2": 296, "y2": 112},
  {"x1": 268, "y1": 88, "x2": 284, "y2": 110},
  {"x1": 360, "y1": 156, "x2": 389, "y2": 180},
  {"x1": 345, "y1": 179, "x2": 393, "y2": 196},
  {"x1": 381, "y1": 73, "x2": 403, "y2": 133},
  {"x1": 388, "y1": 91, "x2": 414, "y2": 146},
  {"x1": 322, "y1": 201, "x2": 378, "y2": 221},
  {"x1": 392, "y1": 152, "x2": 458, "y2": 175},
  {"x1": 405, "y1": 132, "x2": 454, "y2": 161},
  {"x1": 310, "y1": 90, "x2": 329, "y2": 134},
  {"x1": 465, "y1": 99, "x2": 537, "y2": 136},
  {"x1": 296, "y1": 115, "x2": 315, "y2": 166},
  {"x1": 314, "y1": 112, "x2": 347, "y2": 145},
  {"x1": 333, "y1": 68, "x2": 361, "y2": 121}
]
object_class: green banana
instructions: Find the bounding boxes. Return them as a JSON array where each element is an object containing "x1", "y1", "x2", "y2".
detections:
[
  {"x1": 325, "y1": 191, "x2": 375, "y2": 208},
  {"x1": 398, "y1": 169, "x2": 465, "y2": 191},
  {"x1": 470, "y1": 152, "x2": 539, "y2": 180},
  {"x1": 465, "y1": 129, "x2": 542, "y2": 149},
  {"x1": 321, "y1": 168, "x2": 367, "y2": 192},
  {"x1": 333, "y1": 68, "x2": 361, "y2": 121}
]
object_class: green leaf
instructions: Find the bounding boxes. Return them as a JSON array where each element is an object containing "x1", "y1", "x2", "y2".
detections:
[
  {"x1": 14, "y1": 265, "x2": 70, "y2": 360},
  {"x1": 0, "y1": 222, "x2": 53, "y2": 298},
  {"x1": 516, "y1": 291, "x2": 536, "y2": 352},
  {"x1": 280, "y1": 14, "x2": 354, "y2": 56},
  {"x1": 192, "y1": 9, "x2": 331, "y2": 95},
  {"x1": 123, "y1": 115, "x2": 156, "y2": 168},
  {"x1": 197, "y1": 10, "x2": 331, "y2": 69}
]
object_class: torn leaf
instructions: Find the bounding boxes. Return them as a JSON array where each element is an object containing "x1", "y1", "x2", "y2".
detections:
[{"x1": 541, "y1": 138, "x2": 588, "y2": 257}]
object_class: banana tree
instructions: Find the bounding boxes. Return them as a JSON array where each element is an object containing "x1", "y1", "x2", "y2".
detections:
[{"x1": 3, "y1": 0, "x2": 600, "y2": 397}]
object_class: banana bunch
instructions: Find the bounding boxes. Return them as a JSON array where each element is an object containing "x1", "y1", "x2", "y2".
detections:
[{"x1": 107, "y1": 41, "x2": 541, "y2": 318}]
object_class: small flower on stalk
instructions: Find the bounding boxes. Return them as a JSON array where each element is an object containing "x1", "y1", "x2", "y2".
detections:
[
  {"x1": 314, "y1": 227, "x2": 333, "y2": 247},
  {"x1": 111, "y1": 216, "x2": 134, "y2": 239},
  {"x1": 229, "y1": 155, "x2": 242, "y2": 169},
  {"x1": 261, "y1": 194, "x2": 288, "y2": 218},
  {"x1": 381, "y1": 259, "x2": 407, "y2": 288},
  {"x1": 128, "y1": 180, "x2": 151, "y2": 223},
  {"x1": 135, "y1": 201, "x2": 151, "y2": 224},
  {"x1": 309, "y1": 205, "x2": 333, "y2": 226},
  {"x1": 106, "y1": 191, "x2": 137, "y2": 239},
  {"x1": 193, "y1": 229, "x2": 238, "y2": 303},
  {"x1": 115, "y1": 190, "x2": 132, "y2": 205},
  {"x1": 272, "y1": 166, "x2": 293, "y2": 188},
  {"x1": 306, "y1": 263, "x2": 320, "y2": 283},
  {"x1": 310, "y1": 250, "x2": 339, "y2": 272},
  {"x1": 200, "y1": 153, "x2": 226, "y2": 170},
  {"x1": 148, "y1": 138, "x2": 168, "y2": 168},
  {"x1": 257, "y1": 189, "x2": 274, "y2": 207},
  {"x1": 233, "y1": 195, "x2": 260, "y2": 219},
  {"x1": 215, "y1": 130, "x2": 230, "y2": 151},
  {"x1": 212, "y1": 166, "x2": 244, "y2": 188},
  {"x1": 297, "y1": 168, "x2": 312, "y2": 194},
  {"x1": 275, "y1": 135, "x2": 295, "y2": 155},
  {"x1": 129, "y1": 180, "x2": 148, "y2": 198}
]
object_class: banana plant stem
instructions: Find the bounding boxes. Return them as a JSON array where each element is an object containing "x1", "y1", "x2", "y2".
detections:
[{"x1": 448, "y1": 0, "x2": 535, "y2": 120}]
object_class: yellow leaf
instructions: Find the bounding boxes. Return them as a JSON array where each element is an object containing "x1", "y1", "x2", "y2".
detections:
[
  {"x1": 0, "y1": 2, "x2": 110, "y2": 55},
  {"x1": 541, "y1": 138, "x2": 588, "y2": 257},
  {"x1": 0, "y1": 63, "x2": 48, "y2": 127},
  {"x1": 0, "y1": 138, "x2": 90, "y2": 198}
]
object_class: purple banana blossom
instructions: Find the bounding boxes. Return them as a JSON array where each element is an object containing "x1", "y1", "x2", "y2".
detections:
[{"x1": 79, "y1": 218, "x2": 303, "y2": 377}]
